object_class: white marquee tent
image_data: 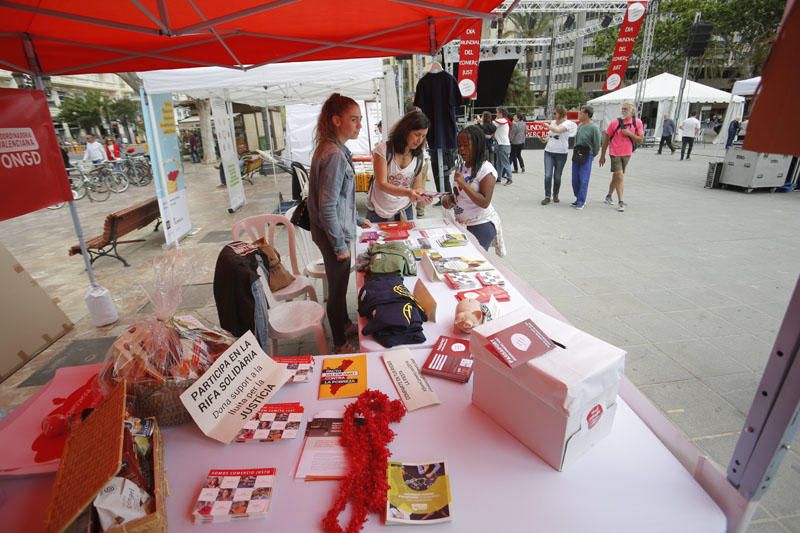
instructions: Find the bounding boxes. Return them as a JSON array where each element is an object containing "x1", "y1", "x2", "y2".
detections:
[{"x1": 588, "y1": 72, "x2": 745, "y2": 138}]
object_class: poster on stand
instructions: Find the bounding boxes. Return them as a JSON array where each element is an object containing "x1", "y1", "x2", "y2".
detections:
[
  {"x1": 457, "y1": 20, "x2": 482, "y2": 99},
  {"x1": 210, "y1": 97, "x2": 245, "y2": 213},
  {"x1": 141, "y1": 90, "x2": 192, "y2": 245},
  {"x1": 0, "y1": 89, "x2": 72, "y2": 221}
]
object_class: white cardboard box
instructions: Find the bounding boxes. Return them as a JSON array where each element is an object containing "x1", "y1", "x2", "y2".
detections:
[{"x1": 471, "y1": 308, "x2": 626, "y2": 471}]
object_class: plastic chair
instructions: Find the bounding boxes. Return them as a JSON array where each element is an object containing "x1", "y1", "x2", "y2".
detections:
[
  {"x1": 284, "y1": 205, "x2": 328, "y2": 300},
  {"x1": 255, "y1": 264, "x2": 328, "y2": 355},
  {"x1": 231, "y1": 214, "x2": 318, "y2": 303},
  {"x1": 291, "y1": 162, "x2": 310, "y2": 199}
]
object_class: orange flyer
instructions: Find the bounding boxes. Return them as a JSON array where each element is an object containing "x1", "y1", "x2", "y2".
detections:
[{"x1": 318, "y1": 354, "x2": 368, "y2": 399}]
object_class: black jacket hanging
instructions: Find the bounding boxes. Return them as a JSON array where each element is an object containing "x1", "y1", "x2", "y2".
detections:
[{"x1": 414, "y1": 70, "x2": 461, "y2": 150}]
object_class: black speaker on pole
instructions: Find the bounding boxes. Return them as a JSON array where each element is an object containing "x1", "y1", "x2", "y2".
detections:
[{"x1": 686, "y1": 22, "x2": 713, "y2": 57}]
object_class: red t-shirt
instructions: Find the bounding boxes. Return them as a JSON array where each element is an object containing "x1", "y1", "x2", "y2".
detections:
[{"x1": 605, "y1": 118, "x2": 643, "y2": 157}]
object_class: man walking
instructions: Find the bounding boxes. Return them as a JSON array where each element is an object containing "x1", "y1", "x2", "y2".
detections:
[
  {"x1": 657, "y1": 113, "x2": 676, "y2": 155},
  {"x1": 679, "y1": 111, "x2": 701, "y2": 161},
  {"x1": 510, "y1": 113, "x2": 526, "y2": 174},
  {"x1": 82, "y1": 134, "x2": 107, "y2": 166},
  {"x1": 599, "y1": 101, "x2": 643, "y2": 213},
  {"x1": 493, "y1": 107, "x2": 513, "y2": 184},
  {"x1": 725, "y1": 116, "x2": 741, "y2": 149},
  {"x1": 570, "y1": 105, "x2": 601, "y2": 210}
]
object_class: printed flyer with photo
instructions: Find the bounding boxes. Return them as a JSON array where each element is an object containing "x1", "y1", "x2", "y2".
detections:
[
  {"x1": 294, "y1": 411, "x2": 346, "y2": 481},
  {"x1": 386, "y1": 461, "x2": 452, "y2": 525}
]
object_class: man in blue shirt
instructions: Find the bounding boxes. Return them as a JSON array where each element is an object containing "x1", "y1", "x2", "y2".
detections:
[{"x1": 657, "y1": 113, "x2": 676, "y2": 155}]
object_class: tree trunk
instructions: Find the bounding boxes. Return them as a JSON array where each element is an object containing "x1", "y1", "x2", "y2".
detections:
[{"x1": 196, "y1": 99, "x2": 216, "y2": 164}]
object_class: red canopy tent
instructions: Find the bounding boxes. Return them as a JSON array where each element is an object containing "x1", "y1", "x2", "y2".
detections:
[{"x1": 0, "y1": 0, "x2": 502, "y2": 75}]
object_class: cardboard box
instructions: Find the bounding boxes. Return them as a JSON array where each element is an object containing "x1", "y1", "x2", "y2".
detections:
[
  {"x1": 471, "y1": 308, "x2": 626, "y2": 471},
  {"x1": 44, "y1": 382, "x2": 167, "y2": 533}
]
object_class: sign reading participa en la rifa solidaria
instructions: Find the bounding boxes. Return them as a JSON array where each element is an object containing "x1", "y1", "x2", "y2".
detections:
[{"x1": 180, "y1": 331, "x2": 293, "y2": 444}]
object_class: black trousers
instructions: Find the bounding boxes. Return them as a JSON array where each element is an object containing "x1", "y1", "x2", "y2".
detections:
[
  {"x1": 510, "y1": 144, "x2": 525, "y2": 171},
  {"x1": 430, "y1": 149, "x2": 454, "y2": 193},
  {"x1": 681, "y1": 137, "x2": 695, "y2": 160},
  {"x1": 311, "y1": 225, "x2": 352, "y2": 346},
  {"x1": 658, "y1": 136, "x2": 674, "y2": 154}
]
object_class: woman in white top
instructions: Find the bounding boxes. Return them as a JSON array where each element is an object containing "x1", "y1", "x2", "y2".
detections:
[
  {"x1": 442, "y1": 126, "x2": 505, "y2": 254},
  {"x1": 542, "y1": 105, "x2": 577, "y2": 205},
  {"x1": 493, "y1": 107, "x2": 513, "y2": 184},
  {"x1": 367, "y1": 110, "x2": 433, "y2": 222}
]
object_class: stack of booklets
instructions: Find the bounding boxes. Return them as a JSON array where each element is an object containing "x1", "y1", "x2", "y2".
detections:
[
  {"x1": 191, "y1": 468, "x2": 276, "y2": 524},
  {"x1": 319, "y1": 354, "x2": 367, "y2": 399},
  {"x1": 386, "y1": 461, "x2": 452, "y2": 524},
  {"x1": 443, "y1": 272, "x2": 480, "y2": 290},
  {"x1": 476, "y1": 270, "x2": 505, "y2": 286},
  {"x1": 437, "y1": 232, "x2": 468, "y2": 247},
  {"x1": 421, "y1": 336, "x2": 473, "y2": 383},
  {"x1": 455, "y1": 285, "x2": 510, "y2": 302},
  {"x1": 294, "y1": 411, "x2": 346, "y2": 480},
  {"x1": 406, "y1": 236, "x2": 433, "y2": 260},
  {"x1": 272, "y1": 355, "x2": 314, "y2": 383},
  {"x1": 234, "y1": 402, "x2": 304, "y2": 443}
]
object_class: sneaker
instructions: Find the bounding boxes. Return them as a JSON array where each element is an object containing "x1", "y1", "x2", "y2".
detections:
[
  {"x1": 617, "y1": 201, "x2": 626, "y2": 212},
  {"x1": 541, "y1": 197, "x2": 551, "y2": 205},
  {"x1": 333, "y1": 341, "x2": 357, "y2": 355},
  {"x1": 604, "y1": 196, "x2": 613, "y2": 205},
  {"x1": 521, "y1": 167, "x2": 526, "y2": 172},
  {"x1": 216, "y1": 183, "x2": 226, "y2": 188},
  {"x1": 504, "y1": 179, "x2": 513, "y2": 186},
  {"x1": 575, "y1": 204, "x2": 585, "y2": 210},
  {"x1": 553, "y1": 196, "x2": 560, "y2": 203},
  {"x1": 570, "y1": 202, "x2": 578, "y2": 207}
]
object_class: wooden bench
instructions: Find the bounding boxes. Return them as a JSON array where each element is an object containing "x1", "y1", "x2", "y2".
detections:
[
  {"x1": 68, "y1": 198, "x2": 161, "y2": 267},
  {"x1": 241, "y1": 155, "x2": 262, "y2": 185}
]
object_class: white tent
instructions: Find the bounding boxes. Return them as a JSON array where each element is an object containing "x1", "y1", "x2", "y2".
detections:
[
  {"x1": 588, "y1": 72, "x2": 745, "y2": 137},
  {"x1": 732, "y1": 76, "x2": 761, "y2": 96}
]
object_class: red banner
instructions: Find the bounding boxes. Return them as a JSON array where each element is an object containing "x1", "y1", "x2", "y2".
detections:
[
  {"x1": 0, "y1": 89, "x2": 72, "y2": 221},
  {"x1": 603, "y1": 1, "x2": 648, "y2": 92},
  {"x1": 525, "y1": 120, "x2": 580, "y2": 141},
  {"x1": 457, "y1": 20, "x2": 482, "y2": 99}
]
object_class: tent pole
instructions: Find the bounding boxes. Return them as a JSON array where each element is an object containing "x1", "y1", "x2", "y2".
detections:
[
  {"x1": 23, "y1": 33, "x2": 97, "y2": 286},
  {"x1": 263, "y1": 97, "x2": 278, "y2": 188}
]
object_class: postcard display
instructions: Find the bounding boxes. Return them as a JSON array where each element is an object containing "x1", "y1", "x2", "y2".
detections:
[{"x1": 471, "y1": 308, "x2": 626, "y2": 471}]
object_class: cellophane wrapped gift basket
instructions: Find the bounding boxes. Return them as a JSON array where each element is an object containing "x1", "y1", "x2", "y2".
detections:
[{"x1": 98, "y1": 251, "x2": 236, "y2": 426}]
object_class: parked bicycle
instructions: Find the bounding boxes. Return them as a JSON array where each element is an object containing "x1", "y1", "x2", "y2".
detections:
[
  {"x1": 121, "y1": 149, "x2": 153, "y2": 187},
  {"x1": 70, "y1": 163, "x2": 111, "y2": 202}
]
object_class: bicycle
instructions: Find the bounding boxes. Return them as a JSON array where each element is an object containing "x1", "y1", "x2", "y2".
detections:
[
  {"x1": 71, "y1": 163, "x2": 111, "y2": 202},
  {"x1": 96, "y1": 161, "x2": 129, "y2": 193},
  {"x1": 121, "y1": 152, "x2": 153, "y2": 187}
]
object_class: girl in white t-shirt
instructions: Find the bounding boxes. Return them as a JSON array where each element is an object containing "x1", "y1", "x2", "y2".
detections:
[
  {"x1": 367, "y1": 110, "x2": 433, "y2": 222},
  {"x1": 442, "y1": 126, "x2": 506, "y2": 255}
]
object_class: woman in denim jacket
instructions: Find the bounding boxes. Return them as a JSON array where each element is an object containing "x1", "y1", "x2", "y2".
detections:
[{"x1": 307, "y1": 93, "x2": 371, "y2": 354}]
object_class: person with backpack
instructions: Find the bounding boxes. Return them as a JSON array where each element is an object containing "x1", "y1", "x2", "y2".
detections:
[
  {"x1": 479, "y1": 111, "x2": 497, "y2": 163},
  {"x1": 599, "y1": 100, "x2": 644, "y2": 213},
  {"x1": 367, "y1": 109, "x2": 433, "y2": 222}
]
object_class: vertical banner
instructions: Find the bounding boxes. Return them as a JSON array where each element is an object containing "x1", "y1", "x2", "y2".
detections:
[
  {"x1": 457, "y1": 20, "x2": 482, "y2": 99},
  {"x1": 603, "y1": 1, "x2": 648, "y2": 92},
  {"x1": 210, "y1": 97, "x2": 245, "y2": 212},
  {"x1": 141, "y1": 90, "x2": 192, "y2": 245},
  {"x1": 0, "y1": 89, "x2": 72, "y2": 221}
]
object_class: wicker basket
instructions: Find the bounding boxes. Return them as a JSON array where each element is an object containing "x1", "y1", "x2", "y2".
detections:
[{"x1": 128, "y1": 379, "x2": 193, "y2": 426}]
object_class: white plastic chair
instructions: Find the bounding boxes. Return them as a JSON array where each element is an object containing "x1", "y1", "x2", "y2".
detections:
[
  {"x1": 255, "y1": 264, "x2": 328, "y2": 355},
  {"x1": 292, "y1": 162, "x2": 310, "y2": 199},
  {"x1": 284, "y1": 205, "x2": 329, "y2": 300},
  {"x1": 231, "y1": 214, "x2": 318, "y2": 303}
]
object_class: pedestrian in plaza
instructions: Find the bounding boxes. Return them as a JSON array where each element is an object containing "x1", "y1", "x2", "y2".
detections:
[
  {"x1": 657, "y1": 113, "x2": 676, "y2": 155},
  {"x1": 82, "y1": 134, "x2": 107, "y2": 166},
  {"x1": 570, "y1": 105, "x2": 601, "y2": 210},
  {"x1": 726, "y1": 116, "x2": 741, "y2": 150},
  {"x1": 598, "y1": 100, "x2": 644, "y2": 213},
  {"x1": 679, "y1": 111, "x2": 701, "y2": 161},
  {"x1": 104, "y1": 137, "x2": 121, "y2": 171},
  {"x1": 510, "y1": 113, "x2": 526, "y2": 175},
  {"x1": 367, "y1": 109, "x2": 433, "y2": 222},
  {"x1": 189, "y1": 133, "x2": 200, "y2": 163},
  {"x1": 541, "y1": 105, "x2": 577, "y2": 205},
  {"x1": 479, "y1": 111, "x2": 496, "y2": 164},
  {"x1": 441, "y1": 125, "x2": 505, "y2": 255},
  {"x1": 493, "y1": 107, "x2": 513, "y2": 184},
  {"x1": 308, "y1": 93, "x2": 372, "y2": 354},
  {"x1": 737, "y1": 116, "x2": 748, "y2": 142}
]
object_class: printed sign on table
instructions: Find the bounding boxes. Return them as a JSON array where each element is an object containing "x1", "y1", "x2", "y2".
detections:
[
  {"x1": 180, "y1": 331, "x2": 293, "y2": 444},
  {"x1": 0, "y1": 89, "x2": 72, "y2": 221},
  {"x1": 603, "y1": 1, "x2": 648, "y2": 92},
  {"x1": 457, "y1": 20, "x2": 482, "y2": 99},
  {"x1": 141, "y1": 90, "x2": 192, "y2": 245}
]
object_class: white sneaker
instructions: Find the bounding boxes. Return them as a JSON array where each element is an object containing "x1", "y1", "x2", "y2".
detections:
[
  {"x1": 617, "y1": 202, "x2": 626, "y2": 212},
  {"x1": 604, "y1": 196, "x2": 614, "y2": 205}
]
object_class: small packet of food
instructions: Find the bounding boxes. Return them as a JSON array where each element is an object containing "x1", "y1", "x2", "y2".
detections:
[{"x1": 93, "y1": 477, "x2": 151, "y2": 532}]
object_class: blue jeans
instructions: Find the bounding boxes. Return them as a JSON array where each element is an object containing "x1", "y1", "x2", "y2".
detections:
[
  {"x1": 544, "y1": 151, "x2": 567, "y2": 198},
  {"x1": 467, "y1": 221, "x2": 496, "y2": 251},
  {"x1": 494, "y1": 145, "x2": 512, "y2": 180},
  {"x1": 571, "y1": 153, "x2": 594, "y2": 207},
  {"x1": 365, "y1": 203, "x2": 414, "y2": 223}
]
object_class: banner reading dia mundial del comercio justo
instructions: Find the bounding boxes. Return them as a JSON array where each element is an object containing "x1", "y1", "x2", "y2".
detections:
[
  {"x1": 141, "y1": 90, "x2": 192, "y2": 246},
  {"x1": 603, "y1": 1, "x2": 648, "y2": 92}
]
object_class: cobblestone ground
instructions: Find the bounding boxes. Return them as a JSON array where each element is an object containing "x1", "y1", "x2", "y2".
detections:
[{"x1": 1, "y1": 144, "x2": 798, "y2": 531}]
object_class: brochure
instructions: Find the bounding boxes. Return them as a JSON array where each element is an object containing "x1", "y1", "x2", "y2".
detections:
[
  {"x1": 319, "y1": 354, "x2": 367, "y2": 399},
  {"x1": 271, "y1": 355, "x2": 314, "y2": 383},
  {"x1": 234, "y1": 402, "x2": 304, "y2": 443},
  {"x1": 294, "y1": 411, "x2": 346, "y2": 481},
  {"x1": 179, "y1": 331, "x2": 294, "y2": 444},
  {"x1": 476, "y1": 270, "x2": 505, "y2": 286},
  {"x1": 421, "y1": 336, "x2": 473, "y2": 383},
  {"x1": 386, "y1": 461, "x2": 452, "y2": 525},
  {"x1": 381, "y1": 348, "x2": 440, "y2": 411},
  {"x1": 485, "y1": 318, "x2": 556, "y2": 368},
  {"x1": 444, "y1": 272, "x2": 480, "y2": 290},
  {"x1": 455, "y1": 285, "x2": 510, "y2": 303},
  {"x1": 192, "y1": 467, "x2": 276, "y2": 524},
  {"x1": 437, "y1": 233, "x2": 468, "y2": 248}
]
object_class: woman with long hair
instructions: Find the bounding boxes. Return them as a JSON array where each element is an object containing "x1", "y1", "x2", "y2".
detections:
[
  {"x1": 367, "y1": 110, "x2": 433, "y2": 222},
  {"x1": 307, "y1": 93, "x2": 372, "y2": 354}
]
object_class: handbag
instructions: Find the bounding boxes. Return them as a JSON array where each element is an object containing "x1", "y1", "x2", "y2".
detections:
[
  {"x1": 572, "y1": 144, "x2": 590, "y2": 164},
  {"x1": 253, "y1": 238, "x2": 296, "y2": 291},
  {"x1": 290, "y1": 197, "x2": 311, "y2": 231}
]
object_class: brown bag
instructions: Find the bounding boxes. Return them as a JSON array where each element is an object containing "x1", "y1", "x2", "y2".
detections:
[{"x1": 253, "y1": 238, "x2": 295, "y2": 291}]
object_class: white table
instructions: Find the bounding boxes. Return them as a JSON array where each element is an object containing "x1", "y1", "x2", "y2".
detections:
[{"x1": 356, "y1": 219, "x2": 561, "y2": 353}]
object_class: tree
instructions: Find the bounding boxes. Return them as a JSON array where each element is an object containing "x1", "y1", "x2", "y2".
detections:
[
  {"x1": 56, "y1": 90, "x2": 108, "y2": 133},
  {"x1": 555, "y1": 88, "x2": 589, "y2": 109},
  {"x1": 503, "y1": 12, "x2": 554, "y2": 86},
  {"x1": 108, "y1": 97, "x2": 140, "y2": 127},
  {"x1": 587, "y1": 0, "x2": 785, "y2": 81},
  {"x1": 504, "y1": 69, "x2": 538, "y2": 111}
]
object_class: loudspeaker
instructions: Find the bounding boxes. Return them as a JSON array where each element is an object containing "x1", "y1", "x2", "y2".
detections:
[{"x1": 686, "y1": 22, "x2": 713, "y2": 57}]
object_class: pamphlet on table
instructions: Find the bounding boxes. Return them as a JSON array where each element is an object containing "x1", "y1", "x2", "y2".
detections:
[
  {"x1": 484, "y1": 318, "x2": 557, "y2": 368},
  {"x1": 386, "y1": 460, "x2": 452, "y2": 525},
  {"x1": 234, "y1": 402, "x2": 304, "y2": 443},
  {"x1": 381, "y1": 348, "x2": 440, "y2": 411},
  {"x1": 191, "y1": 467, "x2": 276, "y2": 523},
  {"x1": 271, "y1": 355, "x2": 315, "y2": 383},
  {"x1": 318, "y1": 354, "x2": 368, "y2": 399},
  {"x1": 421, "y1": 336, "x2": 473, "y2": 383},
  {"x1": 294, "y1": 410, "x2": 346, "y2": 481}
]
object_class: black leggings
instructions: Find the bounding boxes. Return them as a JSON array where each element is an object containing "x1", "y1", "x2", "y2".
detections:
[
  {"x1": 311, "y1": 225, "x2": 352, "y2": 346},
  {"x1": 510, "y1": 144, "x2": 525, "y2": 171}
]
